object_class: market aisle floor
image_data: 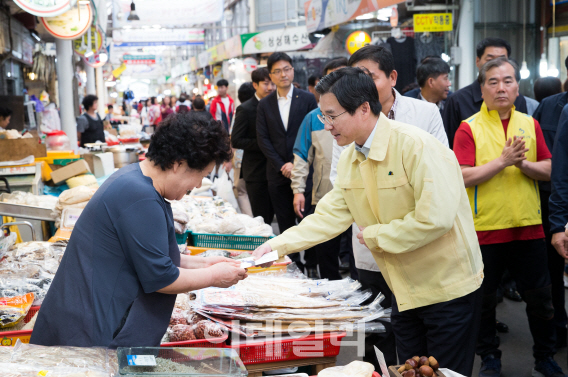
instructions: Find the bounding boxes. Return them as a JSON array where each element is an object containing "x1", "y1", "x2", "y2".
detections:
[{"x1": 336, "y1": 295, "x2": 568, "y2": 377}]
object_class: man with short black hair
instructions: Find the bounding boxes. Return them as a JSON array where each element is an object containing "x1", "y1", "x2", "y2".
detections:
[
  {"x1": 453, "y1": 57, "x2": 562, "y2": 377},
  {"x1": 209, "y1": 79, "x2": 234, "y2": 131},
  {"x1": 404, "y1": 57, "x2": 451, "y2": 112},
  {"x1": 442, "y1": 38, "x2": 529, "y2": 149},
  {"x1": 254, "y1": 67, "x2": 484, "y2": 376},
  {"x1": 77, "y1": 94, "x2": 105, "y2": 147},
  {"x1": 256, "y1": 52, "x2": 318, "y2": 259},
  {"x1": 307, "y1": 75, "x2": 321, "y2": 103},
  {"x1": 231, "y1": 68, "x2": 275, "y2": 224}
]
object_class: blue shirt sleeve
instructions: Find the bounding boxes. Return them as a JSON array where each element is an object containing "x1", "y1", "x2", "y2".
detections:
[
  {"x1": 549, "y1": 106, "x2": 568, "y2": 234},
  {"x1": 293, "y1": 112, "x2": 314, "y2": 162},
  {"x1": 114, "y1": 199, "x2": 180, "y2": 293}
]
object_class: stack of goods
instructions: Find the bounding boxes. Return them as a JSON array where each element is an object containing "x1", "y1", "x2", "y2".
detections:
[
  {"x1": 0, "y1": 340, "x2": 118, "y2": 376},
  {"x1": 1, "y1": 192, "x2": 58, "y2": 210},
  {"x1": 161, "y1": 294, "x2": 227, "y2": 343},
  {"x1": 0, "y1": 130, "x2": 33, "y2": 139},
  {"x1": 192, "y1": 267, "x2": 389, "y2": 337},
  {"x1": 0, "y1": 240, "x2": 67, "y2": 329},
  {"x1": 52, "y1": 186, "x2": 97, "y2": 229},
  {"x1": 170, "y1": 196, "x2": 273, "y2": 237}
]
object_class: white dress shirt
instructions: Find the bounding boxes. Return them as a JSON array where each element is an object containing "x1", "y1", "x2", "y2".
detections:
[{"x1": 277, "y1": 86, "x2": 293, "y2": 131}]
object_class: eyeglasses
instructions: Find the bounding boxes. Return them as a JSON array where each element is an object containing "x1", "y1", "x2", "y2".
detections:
[
  {"x1": 317, "y1": 110, "x2": 348, "y2": 126},
  {"x1": 271, "y1": 67, "x2": 294, "y2": 76}
]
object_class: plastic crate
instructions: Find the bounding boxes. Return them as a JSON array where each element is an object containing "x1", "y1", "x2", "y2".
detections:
[
  {"x1": 175, "y1": 231, "x2": 190, "y2": 245},
  {"x1": 24, "y1": 306, "x2": 40, "y2": 324},
  {"x1": 0, "y1": 330, "x2": 32, "y2": 346},
  {"x1": 161, "y1": 333, "x2": 228, "y2": 348},
  {"x1": 228, "y1": 332, "x2": 346, "y2": 365},
  {"x1": 189, "y1": 233, "x2": 272, "y2": 251}
]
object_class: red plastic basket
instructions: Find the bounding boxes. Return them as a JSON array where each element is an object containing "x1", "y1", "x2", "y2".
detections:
[
  {"x1": 161, "y1": 333, "x2": 228, "y2": 348},
  {"x1": 0, "y1": 329, "x2": 32, "y2": 346},
  {"x1": 24, "y1": 306, "x2": 40, "y2": 324},
  {"x1": 228, "y1": 332, "x2": 346, "y2": 365}
]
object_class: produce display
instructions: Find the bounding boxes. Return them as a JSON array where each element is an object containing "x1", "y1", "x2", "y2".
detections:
[
  {"x1": 396, "y1": 356, "x2": 441, "y2": 377},
  {"x1": 0, "y1": 339, "x2": 118, "y2": 376},
  {"x1": 161, "y1": 295, "x2": 228, "y2": 343},
  {"x1": 170, "y1": 196, "x2": 273, "y2": 237},
  {"x1": 0, "y1": 240, "x2": 67, "y2": 307},
  {"x1": 191, "y1": 266, "x2": 389, "y2": 337},
  {"x1": 122, "y1": 357, "x2": 199, "y2": 374}
]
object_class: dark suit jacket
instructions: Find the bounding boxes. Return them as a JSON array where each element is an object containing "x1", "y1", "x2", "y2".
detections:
[
  {"x1": 256, "y1": 88, "x2": 318, "y2": 185},
  {"x1": 231, "y1": 96, "x2": 267, "y2": 182}
]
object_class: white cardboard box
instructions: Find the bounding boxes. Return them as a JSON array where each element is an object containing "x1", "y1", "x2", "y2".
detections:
[{"x1": 92, "y1": 153, "x2": 115, "y2": 178}]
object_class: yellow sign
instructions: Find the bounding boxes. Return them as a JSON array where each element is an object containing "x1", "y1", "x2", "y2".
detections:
[
  {"x1": 413, "y1": 13, "x2": 453, "y2": 33},
  {"x1": 345, "y1": 31, "x2": 371, "y2": 55}
]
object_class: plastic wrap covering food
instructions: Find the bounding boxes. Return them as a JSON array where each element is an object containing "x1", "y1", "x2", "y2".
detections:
[
  {"x1": 174, "y1": 293, "x2": 191, "y2": 311},
  {"x1": 169, "y1": 324, "x2": 197, "y2": 342},
  {"x1": 57, "y1": 186, "x2": 97, "y2": 206},
  {"x1": 7, "y1": 340, "x2": 118, "y2": 376},
  {"x1": 2, "y1": 191, "x2": 58, "y2": 209},
  {"x1": 187, "y1": 312, "x2": 207, "y2": 325},
  {"x1": 0, "y1": 363, "x2": 111, "y2": 377},
  {"x1": 0, "y1": 278, "x2": 50, "y2": 306},
  {"x1": 169, "y1": 308, "x2": 188, "y2": 326},
  {"x1": 318, "y1": 361, "x2": 375, "y2": 377},
  {"x1": 0, "y1": 292, "x2": 34, "y2": 328}
]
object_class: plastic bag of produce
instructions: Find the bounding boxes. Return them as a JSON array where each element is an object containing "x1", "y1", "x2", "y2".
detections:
[
  {"x1": 211, "y1": 170, "x2": 239, "y2": 211},
  {"x1": 318, "y1": 361, "x2": 375, "y2": 377},
  {"x1": 0, "y1": 292, "x2": 34, "y2": 328},
  {"x1": 57, "y1": 186, "x2": 96, "y2": 206}
]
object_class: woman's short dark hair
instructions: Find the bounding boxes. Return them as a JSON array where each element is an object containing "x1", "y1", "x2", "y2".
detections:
[
  {"x1": 251, "y1": 68, "x2": 270, "y2": 84},
  {"x1": 534, "y1": 77, "x2": 563, "y2": 102},
  {"x1": 238, "y1": 82, "x2": 255, "y2": 103},
  {"x1": 417, "y1": 57, "x2": 450, "y2": 87},
  {"x1": 348, "y1": 45, "x2": 395, "y2": 77},
  {"x1": 82, "y1": 95, "x2": 98, "y2": 111},
  {"x1": 476, "y1": 37, "x2": 511, "y2": 59},
  {"x1": 267, "y1": 52, "x2": 293, "y2": 73},
  {"x1": 146, "y1": 113, "x2": 232, "y2": 171},
  {"x1": 0, "y1": 107, "x2": 13, "y2": 118},
  {"x1": 315, "y1": 67, "x2": 382, "y2": 116},
  {"x1": 323, "y1": 57, "x2": 348, "y2": 75}
]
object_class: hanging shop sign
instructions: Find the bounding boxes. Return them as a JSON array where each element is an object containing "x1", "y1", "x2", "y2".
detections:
[
  {"x1": 13, "y1": 0, "x2": 76, "y2": 18},
  {"x1": 241, "y1": 26, "x2": 312, "y2": 55},
  {"x1": 413, "y1": 13, "x2": 453, "y2": 33},
  {"x1": 73, "y1": 26, "x2": 104, "y2": 57},
  {"x1": 304, "y1": 0, "x2": 403, "y2": 33},
  {"x1": 243, "y1": 57, "x2": 258, "y2": 73},
  {"x1": 345, "y1": 31, "x2": 371, "y2": 55},
  {"x1": 112, "y1": 29, "x2": 205, "y2": 47},
  {"x1": 113, "y1": 0, "x2": 222, "y2": 28},
  {"x1": 123, "y1": 54, "x2": 156, "y2": 65},
  {"x1": 40, "y1": 2, "x2": 92, "y2": 40}
]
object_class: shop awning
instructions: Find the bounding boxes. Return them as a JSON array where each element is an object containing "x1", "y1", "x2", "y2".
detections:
[{"x1": 304, "y1": 0, "x2": 405, "y2": 33}]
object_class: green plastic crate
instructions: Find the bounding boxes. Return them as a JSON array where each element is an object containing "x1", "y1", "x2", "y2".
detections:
[
  {"x1": 189, "y1": 233, "x2": 272, "y2": 250},
  {"x1": 175, "y1": 231, "x2": 190, "y2": 245}
]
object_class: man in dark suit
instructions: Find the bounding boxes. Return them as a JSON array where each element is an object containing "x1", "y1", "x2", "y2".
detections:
[
  {"x1": 442, "y1": 38, "x2": 529, "y2": 149},
  {"x1": 231, "y1": 68, "x2": 275, "y2": 224},
  {"x1": 256, "y1": 52, "x2": 318, "y2": 236},
  {"x1": 404, "y1": 57, "x2": 452, "y2": 114}
]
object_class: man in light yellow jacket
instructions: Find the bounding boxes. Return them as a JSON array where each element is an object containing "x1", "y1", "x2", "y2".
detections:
[{"x1": 253, "y1": 67, "x2": 484, "y2": 376}]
